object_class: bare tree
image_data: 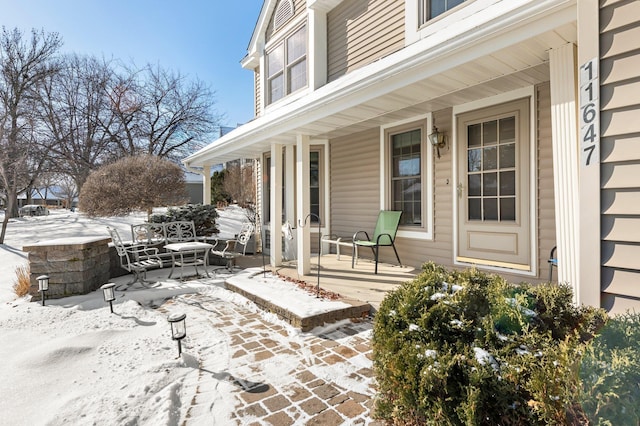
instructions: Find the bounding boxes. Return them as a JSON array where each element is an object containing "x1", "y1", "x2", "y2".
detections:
[
  {"x1": 38, "y1": 54, "x2": 116, "y2": 192},
  {"x1": 104, "y1": 63, "x2": 221, "y2": 162},
  {"x1": 223, "y1": 159, "x2": 255, "y2": 207},
  {"x1": 52, "y1": 174, "x2": 78, "y2": 209},
  {"x1": 0, "y1": 27, "x2": 62, "y2": 243},
  {"x1": 79, "y1": 154, "x2": 187, "y2": 217}
]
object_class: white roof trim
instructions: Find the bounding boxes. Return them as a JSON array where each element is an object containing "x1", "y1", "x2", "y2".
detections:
[
  {"x1": 308, "y1": 0, "x2": 345, "y2": 13},
  {"x1": 186, "y1": 0, "x2": 575, "y2": 166},
  {"x1": 243, "y1": 0, "x2": 277, "y2": 70}
]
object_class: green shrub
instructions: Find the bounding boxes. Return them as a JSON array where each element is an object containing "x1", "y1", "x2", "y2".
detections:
[
  {"x1": 149, "y1": 204, "x2": 219, "y2": 236},
  {"x1": 373, "y1": 262, "x2": 613, "y2": 425},
  {"x1": 578, "y1": 311, "x2": 640, "y2": 425}
]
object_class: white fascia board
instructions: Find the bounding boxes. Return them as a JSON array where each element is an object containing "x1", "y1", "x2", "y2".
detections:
[
  {"x1": 184, "y1": 0, "x2": 575, "y2": 166},
  {"x1": 308, "y1": 0, "x2": 345, "y2": 13},
  {"x1": 244, "y1": 0, "x2": 276, "y2": 67}
]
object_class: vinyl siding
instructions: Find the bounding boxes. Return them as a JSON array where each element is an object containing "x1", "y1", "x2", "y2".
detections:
[
  {"x1": 329, "y1": 128, "x2": 381, "y2": 242},
  {"x1": 255, "y1": 69, "x2": 262, "y2": 117},
  {"x1": 599, "y1": 0, "x2": 640, "y2": 313},
  {"x1": 265, "y1": 0, "x2": 307, "y2": 43},
  {"x1": 327, "y1": 0, "x2": 405, "y2": 82}
]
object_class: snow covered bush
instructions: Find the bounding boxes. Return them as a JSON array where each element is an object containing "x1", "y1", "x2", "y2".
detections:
[
  {"x1": 372, "y1": 262, "x2": 609, "y2": 425},
  {"x1": 149, "y1": 204, "x2": 219, "y2": 236}
]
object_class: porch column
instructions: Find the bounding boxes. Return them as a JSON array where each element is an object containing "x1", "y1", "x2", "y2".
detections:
[
  {"x1": 270, "y1": 143, "x2": 283, "y2": 267},
  {"x1": 284, "y1": 145, "x2": 296, "y2": 260},
  {"x1": 577, "y1": 0, "x2": 601, "y2": 308},
  {"x1": 549, "y1": 43, "x2": 580, "y2": 303},
  {"x1": 296, "y1": 134, "x2": 311, "y2": 275},
  {"x1": 202, "y1": 165, "x2": 211, "y2": 205}
]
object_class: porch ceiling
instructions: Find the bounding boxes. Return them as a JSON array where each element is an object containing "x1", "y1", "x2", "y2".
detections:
[{"x1": 185, "y1": 15, "x2": 576, "y2": 167}]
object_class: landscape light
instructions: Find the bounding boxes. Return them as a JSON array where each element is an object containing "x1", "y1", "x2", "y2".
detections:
[
  {"x1": 100, "y1": 283, "x2": 116, "y2": 314},
  {"x1": 37, "y1": 275, "x2": 49, "y2": 306},
  {"x1": 168, "y1": 313, "x2": 187, "y2": 357}
]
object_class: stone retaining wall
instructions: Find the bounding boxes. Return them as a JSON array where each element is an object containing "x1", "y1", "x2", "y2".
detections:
[{"x1": 23, "y1": 236, "x2": 111, "y2": 301}]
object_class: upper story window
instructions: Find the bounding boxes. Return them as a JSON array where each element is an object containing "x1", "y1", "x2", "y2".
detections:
[
  {"x1": 419, "y1": 0, "x2": 466, "y2": 26},
  {"x1": 266, "y1": 24, "x2": 307, "y2": 105}
]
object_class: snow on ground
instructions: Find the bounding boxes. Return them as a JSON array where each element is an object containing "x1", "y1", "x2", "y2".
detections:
[{"x1": 0, "y1": 206, "x2": 371, "y2": 425}]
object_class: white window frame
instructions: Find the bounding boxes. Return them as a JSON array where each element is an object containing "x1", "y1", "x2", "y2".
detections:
[
  {"x1": 380, "y1": 113, "x2": 434, "y2": 241},
  {"x1": 404, "y1": 0, "x2": 483, "y2": 45},
  {"x1": 265, "y1": 20, "x2": 308, "y2": 106},
  {"x1": 452, "y1": 86, "x2": 538, "y2": 277}
]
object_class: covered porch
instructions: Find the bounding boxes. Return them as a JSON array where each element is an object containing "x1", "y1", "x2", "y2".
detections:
[
  {"x1": 185, "y1": 1, "x2": 593, "y2": 306},
  {"x1": 235, "y1": 251, "x2": 418, "y2": 311}
]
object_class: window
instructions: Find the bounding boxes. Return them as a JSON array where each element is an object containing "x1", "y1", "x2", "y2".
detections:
[
  {"x1": 266, "y1": 25, "x2": 307, "y2": 105},
  {"x1": 419, "y1": 0, "x2": 465, "y2": 26},
  {"x1": 391, "y1": 129, "x2": 422, "y2": 226},
  {"x1": 263, "y1": 147, "x2": 324, "y2": 224},
  {"x1": 383, "y1": 117, "x2": 433, "y2": 239},
  {"x1": 310, "y1": 151, "x2": 320, "y2": 221}
]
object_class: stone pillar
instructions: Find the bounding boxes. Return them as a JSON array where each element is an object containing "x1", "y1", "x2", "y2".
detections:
[{"x1": 23, "y1": 236, "x2": 111, "y2": 301}]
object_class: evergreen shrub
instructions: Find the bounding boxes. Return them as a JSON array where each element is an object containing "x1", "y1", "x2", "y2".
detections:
[
  {"x1": 149, "y1": 204, "x2": 219, "y2": 236},
  {"x1": 371, "y1": 262, "x2": 640, "y2": 425}
]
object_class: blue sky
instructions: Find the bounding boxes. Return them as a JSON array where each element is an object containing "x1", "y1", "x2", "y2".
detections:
[{"x1": 0, "y1": 0, "x2": 264, "y2": 128}]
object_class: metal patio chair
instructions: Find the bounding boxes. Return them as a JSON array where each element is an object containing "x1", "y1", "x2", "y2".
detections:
[
  {"x1": 107, "y1": 226, "x2": 163, "y2": 288},
  {"x1": 211, "y1": 223, "x2": 254, "y2": 272},
  {"x1": 352, "y1": 210, "x2": 403, "y2": 274}
]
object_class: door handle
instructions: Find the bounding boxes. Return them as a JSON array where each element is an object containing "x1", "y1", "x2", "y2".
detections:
[{"x1": 457, "y1": 183, "x2": 464, "y2": 198}]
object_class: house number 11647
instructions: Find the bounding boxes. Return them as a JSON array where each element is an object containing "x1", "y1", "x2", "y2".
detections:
[{"x1": 579, "y1": 58, "x2": 599, "y2": 167}]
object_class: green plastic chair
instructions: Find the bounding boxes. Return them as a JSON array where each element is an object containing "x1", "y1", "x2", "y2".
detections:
[{"x1": 352, "y1": 210, "x2": 403, "y2": 274}]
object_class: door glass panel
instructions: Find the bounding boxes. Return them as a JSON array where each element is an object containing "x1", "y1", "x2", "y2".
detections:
[
  {"x1": 500, "y1": 171, "x2": 515, "y2": 196},
  {"x1": 468, "y1": 174, "x2": 481, "y2": 196},
  {"x1": 483, "y1": 147, "x2": 497, "y2": 170},
  {"x1": 499, "y1": 143, "x2": 515, "y2": 168},
  {"x1": 483, "y1": 172, "x2": 497, "y2": 196},
  {"x1": 468, "y1": 123, "x2": 482, "y2": 147},
  {"x1": 483, "y1": 120, "x2": 497, "y2": 145},
  {"x1": 468, "y1": 198, "x2": 481, "y2": 220},
  {"x1": 500, "y1": 198, "x2": 516, "y2": 221},
  {"x1": 499, "y1": 116, "x2": 515, "y2": 143},
  {"x1": 484, "y1": 198, "x2": 498, "y2": 220},
  {"x1": 468, "y1": 149, "x2": 481, "y2": 172}
]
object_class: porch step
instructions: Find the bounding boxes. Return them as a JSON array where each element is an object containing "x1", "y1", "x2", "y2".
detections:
[{"x1": 224, "y1": 269, "x2": 372, "y2": 331}]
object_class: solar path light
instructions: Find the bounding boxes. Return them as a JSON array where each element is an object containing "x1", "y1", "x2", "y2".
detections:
[
  {"x1": 168, "y1": 313, "x2": 187, "y2": 357},
  {"x1": 37, "y1": 275, "x2": 49, "y2": 306},
  {"x1": 100, "y1": 283, "x2": 116, "y2": 313}
]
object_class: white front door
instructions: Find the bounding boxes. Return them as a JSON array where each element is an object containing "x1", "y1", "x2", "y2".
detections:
[{"x1": 456, "y1": 97, "x2": 531, "y2": 270}]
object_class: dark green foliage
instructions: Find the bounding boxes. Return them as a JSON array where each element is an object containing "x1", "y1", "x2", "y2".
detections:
[
  {"x1": 149, "y1": 204, "x2": 218, "y2": 236},
  {"x1": 372, "y1": 262, "x2": 619, "y2": 425},
  {"x1": 211, "y1": 170, "x2": 231, "y2": 206},
  {"x1": 578, "y1": 311, "x2": 640, "y2": 425}
]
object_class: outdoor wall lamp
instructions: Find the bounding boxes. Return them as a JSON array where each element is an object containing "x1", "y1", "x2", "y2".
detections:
[
  {"x1": 37, "y1": 275, "x2": 49, "y2": 306},
  {"x1": 428, "y1": 126, "x2": 448, "y2": 159},
  {"x1": 168, "y1": 313, "x2": 187, "y2": 357},
  {"x1": 100, "y1": 283, "x2": 116, "y2": 314}
]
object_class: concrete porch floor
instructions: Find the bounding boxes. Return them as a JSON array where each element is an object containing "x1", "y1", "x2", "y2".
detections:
[{"x1": 234, "y1": 253, "x2": 419, "y2": 312}]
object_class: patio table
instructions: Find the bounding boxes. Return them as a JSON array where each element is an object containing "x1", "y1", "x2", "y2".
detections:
[{"x1": 164, "y1": 241, "x2": 214, "y2": 279}]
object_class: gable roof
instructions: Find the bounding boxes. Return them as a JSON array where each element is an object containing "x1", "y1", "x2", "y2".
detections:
[{"x1": 241, "y1": 0, "x2": 276, "y2": 69}]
